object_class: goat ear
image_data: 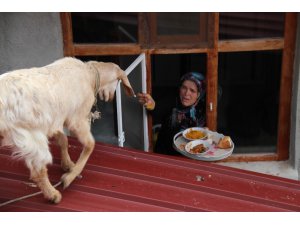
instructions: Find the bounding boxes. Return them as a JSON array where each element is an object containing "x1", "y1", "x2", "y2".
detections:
[{"x1": 119, "y1": 73, "x2": 135, "y2": 97}]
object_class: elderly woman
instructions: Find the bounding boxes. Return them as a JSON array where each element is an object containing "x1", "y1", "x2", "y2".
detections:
[{"x1": 137, "y1": 72, "x2": 206, "y2": 155}]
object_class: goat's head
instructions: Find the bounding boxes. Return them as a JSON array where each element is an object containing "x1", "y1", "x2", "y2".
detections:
[{"x1": 89, "y1": 62, "x2": 135, "y2": 102}]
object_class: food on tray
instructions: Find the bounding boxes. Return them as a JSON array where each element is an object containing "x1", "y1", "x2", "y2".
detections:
[
  {"x1": 174, "y1": 130, "x2": 234, "y2": 160},
  {"x1": 185, "y1": 129, "x2": 206, "y2": 140},
  {"x1": 217, "y1": 136, "x2": 232, "y2": 149},
  {"x1": 179, "y1": 143, "x2": 186, "y2": 150},
  {"x1": 190, "y1": 143, "x2": 208, "y2": 154}
]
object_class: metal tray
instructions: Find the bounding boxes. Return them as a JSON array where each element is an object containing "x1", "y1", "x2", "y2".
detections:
[{"x1": 173, "y1": 129, "x2": 234, "y2": 161}]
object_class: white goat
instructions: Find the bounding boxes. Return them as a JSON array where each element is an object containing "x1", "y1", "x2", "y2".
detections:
[{"x1": 0, "y1": 57, "x2": 135, "y2": 203}]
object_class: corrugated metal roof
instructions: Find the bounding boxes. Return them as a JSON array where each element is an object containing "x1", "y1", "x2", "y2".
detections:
[{"x1": 1, "y1": 137, "x2": 300, "y2": 212}]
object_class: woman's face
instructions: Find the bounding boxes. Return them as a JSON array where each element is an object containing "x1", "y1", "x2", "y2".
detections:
[{"x1": 179, "y1": 80, "x2": 200, "y2": 107}]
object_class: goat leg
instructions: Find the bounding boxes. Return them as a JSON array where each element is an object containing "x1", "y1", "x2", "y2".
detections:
[
  {"x1": 54, "y1": 131, "x2": 75, "y2": 172},
  {"x1": 31, "y1": 166, "x2": 62, "y2": 203},
  {"x1": 61, "y1": 124, "x2": 95, "y2": 189}
]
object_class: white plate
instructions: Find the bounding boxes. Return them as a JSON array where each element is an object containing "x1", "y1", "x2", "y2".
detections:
[
  {"x1": 185, "y1": 139, "x2": 210, "y2": 155},
  {"x1": 182, "y1": 127, "x2": 208, "y2": 141}
]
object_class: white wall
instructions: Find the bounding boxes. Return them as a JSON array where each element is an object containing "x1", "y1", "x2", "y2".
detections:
[{"x1": 0, "y1": 13, "x2": 63, "y2": 74}]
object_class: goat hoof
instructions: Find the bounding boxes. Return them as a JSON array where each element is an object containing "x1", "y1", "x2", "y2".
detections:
[{"x1": 48, "y1": 190, "x2": 62, "y2": 204}]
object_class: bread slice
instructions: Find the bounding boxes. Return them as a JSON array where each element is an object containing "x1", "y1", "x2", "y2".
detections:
[{"x1": 217, "y1": 136, "x2": 232, "y2": 149}]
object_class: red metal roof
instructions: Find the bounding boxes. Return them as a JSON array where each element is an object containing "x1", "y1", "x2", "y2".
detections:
[{"x1": 1, "y1": 137, "x2": 300, "y2": 212}]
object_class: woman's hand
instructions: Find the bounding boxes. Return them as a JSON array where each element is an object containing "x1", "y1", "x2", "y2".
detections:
[{"x1": 137, "y1": 93, "x2": 156, "y2": 110}]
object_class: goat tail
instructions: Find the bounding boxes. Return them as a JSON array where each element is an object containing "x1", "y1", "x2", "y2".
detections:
[{"x1": 8, "y1": 128, "x2": 52, "y2": 171}]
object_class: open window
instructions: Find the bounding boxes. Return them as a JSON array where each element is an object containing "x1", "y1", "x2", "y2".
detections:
[
  {"x1": 60, "y1": 12, "x2": 297, "y2": 162},
  {"x1": 76, "y1": 54, "x2": 147, "y2": 151}
]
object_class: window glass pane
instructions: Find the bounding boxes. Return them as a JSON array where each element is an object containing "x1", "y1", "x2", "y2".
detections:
[
  {"x1": 71, "y1": 13, "x2": 138, "y2": 43},
  {"x1": 151, "y1": 13, "x2": 209, "y2": 47},
  {"x1": 219, "y1": 13, "x2": 285, "y2": 39},
  {"x1": 157, "y1": 13, "x2": 200, "y2": 35},
  {"x1": 122, "y1": 63, "x2": 144, "y2": 150},
  {"x1": 217, "y1": 51, "x2": 282, "y2": 154}
]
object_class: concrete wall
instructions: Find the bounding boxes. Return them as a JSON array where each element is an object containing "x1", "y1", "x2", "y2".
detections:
[
  {"x1": 290, "y1": 13, "x2": 300, "y2": 172},
  {"x1": 0, "y1": 13, "x2": 63, "y2": 74}
]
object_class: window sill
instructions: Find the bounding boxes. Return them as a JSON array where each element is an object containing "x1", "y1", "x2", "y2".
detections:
[{"x1": 216, "y1": 160, "x2": 299, "y2": 181}]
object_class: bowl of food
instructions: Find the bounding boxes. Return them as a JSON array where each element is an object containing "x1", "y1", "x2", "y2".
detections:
[
  {"x1": 182, "y1": 127, "x2": 207, "y2": 141},
  {"x1": 185, "y1": 140, "x2": 210, "y2": 155}
]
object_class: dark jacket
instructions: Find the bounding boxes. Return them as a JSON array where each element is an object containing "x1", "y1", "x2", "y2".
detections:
[{"x1": 154, "y1": 99, "x2": 206, "y2": 155}]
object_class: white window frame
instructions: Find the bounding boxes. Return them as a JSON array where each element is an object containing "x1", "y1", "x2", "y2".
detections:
[{"x1": 115, "y1": 53, "x2": 149, "y2": 151}]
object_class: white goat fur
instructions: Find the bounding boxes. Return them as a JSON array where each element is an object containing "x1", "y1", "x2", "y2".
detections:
[{"x1": 0, "y1": 57, "x2": 134, "y2": 203}]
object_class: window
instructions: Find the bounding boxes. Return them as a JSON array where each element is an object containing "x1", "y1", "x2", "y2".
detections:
[
  {"x1": 75, "y1": 54, "x2": 147, "y2": 151},
  {"x1": 146, "y1": 13, "x2": 210, "y2": 48},
  {"x1": 60, "y1": 12, "x2": 297, "y2": 162}
]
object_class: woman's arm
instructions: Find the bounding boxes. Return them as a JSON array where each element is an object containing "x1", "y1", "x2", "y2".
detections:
[{"x1": 137, "y1": 93, "x2": 156, "y2": 110}]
